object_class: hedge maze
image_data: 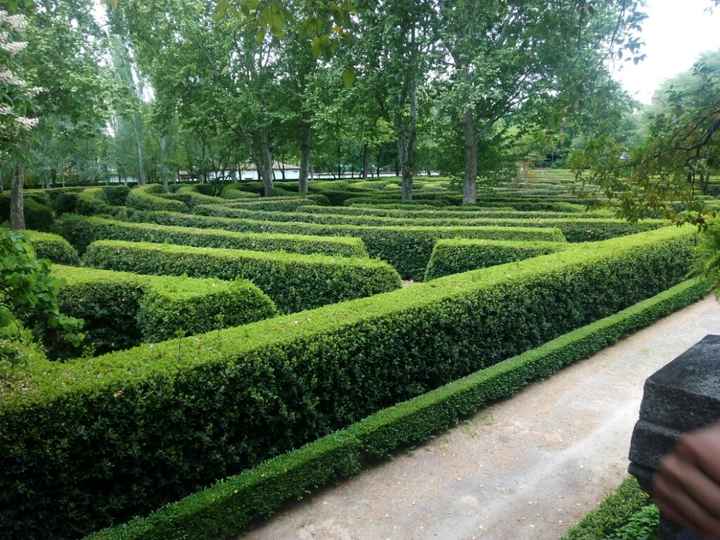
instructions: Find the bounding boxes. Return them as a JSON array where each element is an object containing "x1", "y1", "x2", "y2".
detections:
[{"x1": 0, "y1": 172, "x2": 706, "y2": 540}]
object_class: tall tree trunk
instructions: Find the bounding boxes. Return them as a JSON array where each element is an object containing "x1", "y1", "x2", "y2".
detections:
[
  {"x1": 462, "y1": 109, "x2": 478, "y2": 205},
  {"x1": 398, "y1": 80, "x2": 417, "y2": 202},
  {"x1": 362, "y1": 143, "x2": 369, "y2": 179},
  {"x1": 299, "y1": 123, "x2": 312, "y2": 196},
  {"x1": 159, "y1": 135, "x2": 170, "y2": 193},
  {"x1": 10, "y1": 163, "x2": 25, "y2": 230},
  {"x1": 256, "y1": 131, "x2": 273, "y2": 197},
  {"x1": 134, "y1": 118, "x2": 145, "y2": 186}
]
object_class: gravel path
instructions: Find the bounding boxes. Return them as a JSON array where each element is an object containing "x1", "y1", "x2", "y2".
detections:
[{"x1": 241, "y1": 295, "x2": 720, "y2": 540}]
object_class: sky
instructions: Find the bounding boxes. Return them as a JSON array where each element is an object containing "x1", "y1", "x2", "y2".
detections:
[{"x1": 613, "y1": 0, "x2": 720, "y2": 104}]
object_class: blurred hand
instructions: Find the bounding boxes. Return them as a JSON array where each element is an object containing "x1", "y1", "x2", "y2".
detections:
[{"x1": 653, "y1": 422, "x2": 720, "y2": 539}]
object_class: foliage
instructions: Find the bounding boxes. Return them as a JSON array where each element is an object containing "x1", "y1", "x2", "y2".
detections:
[
  {"x1": 572, "y1": 49, "x2": 720, "y2": 223},
  {"x1": 0, "y1": 229, "x2": 83, "y2": 358},
  {"x1": 81, "y1": 239, "x2": 401, "y2": 312},
  {"x1": 563, "y1": 477, "x2": 655, "y2": 540},
  {"x1": 58, "y1": 214, "x2": 368, "y2": 258},
  {"x1": 425, "y1": 239, "x2": 568, "y2": 279},
  {"x1": 54, "y1": 264, "x2": 276, "y2": 355},
  {"x1": 0, "y1": 226, "x2": 695, "y2": 539},
  {"x1": 18, "y1": 229, "x2": 79, "y2": 264},
  {"x1": 129, "y1": 209, "x2": 567, "y2": 279},
  {"x1": 126, "y1": 184, "x2": 187, "y2": 212}
]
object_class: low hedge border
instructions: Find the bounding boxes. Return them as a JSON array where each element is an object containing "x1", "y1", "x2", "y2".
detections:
[
  {"x1": 58, "y1": 214, "x2": 368, "y2": 257},
  {"x1": 82, "y1": 240, "x2": 402, "y2": 313},
  {"x1": 425, "y1": 239, "x2": 569, "y2": 279},
  {"x1": 194, "y1": 205, "x2": 663, "y2": 243},
  {"x1": 0, "y1": 227, "x2": 696, "y2": 539},
  {"x1": 18, "y1": 229, "x2": 80, "y2": 264},
  {"x1": 86, "y1": 278, "x2": 706, "y2": 540},
  {"x1": 562, "y1": 477, "x2": 656, "y2": 539},
  {"x1": 126, "y1": 185, "x2": 187, "y2": 213},
  {"x1": 127, "y1": 210, "x2": 567, "y2": 279},
  {"x1": 53, "y1": 264, "x2": 276, "y2": 356}
]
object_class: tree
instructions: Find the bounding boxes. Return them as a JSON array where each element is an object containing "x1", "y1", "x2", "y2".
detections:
[
  {"x1": 0, "y1": 8, "x2": 37, "y2": 229},
  {"x1": 437, "y1": 0, "x2": 645, "y2": 203},
  {"x1": 573, "y1": 49, "x2": 720, "y2": 222}
]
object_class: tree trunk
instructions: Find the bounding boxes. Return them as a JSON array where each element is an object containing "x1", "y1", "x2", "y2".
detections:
[
  {"x1": 256, "y1": 132, "x2": 273, "y2": 197},
  {"x1": 362, "y1": 143, "x2": 369, "y2": 179},
  {"x1": 398, "y1": 80, "x2": 417, "y2": 202},
  {"x1": 159, "y1": 135, "x2": 170, "y2": 193},
  {"x1": 10, "y1": 163, "x2": 25, "y2": 230},
  {"x1": 299, "y1": 123, "x2": 312, "y2": 196},
  {"x1": 0, "y1": 169, "x2": 4, "y2": 192},
  {"x1": 462, "y1": 109, "x2": 478, "y2": 205}
]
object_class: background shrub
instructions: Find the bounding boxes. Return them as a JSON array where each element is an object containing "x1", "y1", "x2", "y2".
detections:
[
  {"x1": 57, "y1": 214, "x2": 368, "y2": 257},
  {"x1": 19, "y1": 230, "x2": 80, "y2": 264},
  {"x1": 128, "y1": 210, "x2": 566, "y2": 279},
  {"x1": 126, "y1": 185, "x2": 187, "y2": 212},
  {"x1": 82, "y1": 240, "x2": 402, "y2": 312},
  {"x1": 54, "y1": 265, "x2": 276, "y2": 354},
  {"x1": 425, "y1": 239, "x2": 568, "y2": 279}
]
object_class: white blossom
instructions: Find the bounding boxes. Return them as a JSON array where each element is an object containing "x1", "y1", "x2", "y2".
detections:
[
  {"x1": 1, "y1": 41, "x2": 27, "y2": 55},
  {"x1": 5, "y1": 14, "x2": 28, "y2": 32},
  {"x1": 15, "y1": 116, "x2": 38, "y2": 130},
  {"x1": 0, "y1": 104, "x2": 11, "y2": 115},
  {"x1": 0, "y1": 69, "x2": 24, "y2": 86}
]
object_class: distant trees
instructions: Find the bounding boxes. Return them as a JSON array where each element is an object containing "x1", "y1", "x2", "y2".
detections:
[
  {"x1": 1, "y1": 0, "x2": 649, "y2": 202},
  {"x1": 572, "y1": 49, "x2": 720, "y2": 222}
]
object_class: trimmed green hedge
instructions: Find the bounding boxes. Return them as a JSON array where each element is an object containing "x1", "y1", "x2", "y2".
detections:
[
  {"x1": 82, "y1": 240, "x2": 401, "y2": 313},
  {"x1": 18, "y1": 229, "x2": 80, "y2": 264},
  {"x1": 220, "y1": 184, "x2": 260, "y2": 199},
  {"x1": 126, "y1": 185, "x2": 187, "y2": 212},
  {"x1": 425, "y1": 239, "x2": 569, "y2": 279},
  {"x1": 223, "y1": 196, "x2": 326, "y2": 211},
  {"x1": 58, "y1": 214, "x2": 368, "y2": 257},
  {"x1": 76, "y1": 187, "x2": 112, "y2": 215},
  {"x1": 298, "y1": 205, "x2": 610, "y2": 220},
  {"x1": 163, "y1": 185, "x2": 229, "y2": 207},
  {"x1": 195, "y1": 205, "x2": 663, "y2": 243},
  {"x1": 0, "y1": 226, "x2": 696, "y2": 539},
  {"x1": 54, "y1": 265, "x2": 276, "y2": 355},
  {"x1": 87, "y1": 278, "x2": 707, "y2": 540},
  {"x1": 127, "y1": 210, "x2": 566, "y2": 279},
  {"x1": 562, "y1": 477, "x2": 656, "y2": 539}
]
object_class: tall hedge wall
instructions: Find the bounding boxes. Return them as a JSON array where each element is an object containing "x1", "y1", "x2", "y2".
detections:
[
  {"x1": 0, "y1": 226, "x2": 696, "y2": 539},
  {"x1": 82, "y1": 240, "x2": 401, "y2": 313},
  {"x1": 425, "y1": 239, "x2": 569, "y2": 279},
  {"x1": 195, "y1": 204, "x2": 663, "y2": 242},
  {"x1": 126, "y1": 210, "x2": 566, "y2": 279},
  {"x1": 53, "y1": 265, "x2": 276, "y2": 355},
  {"x1": 57, "y1": 214, "x2": 368, "y2": 257}
]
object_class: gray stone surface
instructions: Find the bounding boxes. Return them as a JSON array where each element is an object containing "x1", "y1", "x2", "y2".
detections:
[
  {"x1": 629, "y1": 334, "x2": 720, "y2": 490},
  {"x1": 239, "y1": 296, "x2": 720, "y2": 540},
  {"x1": 629, "y1": 334, "x2": 720, "y2": 539}
]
